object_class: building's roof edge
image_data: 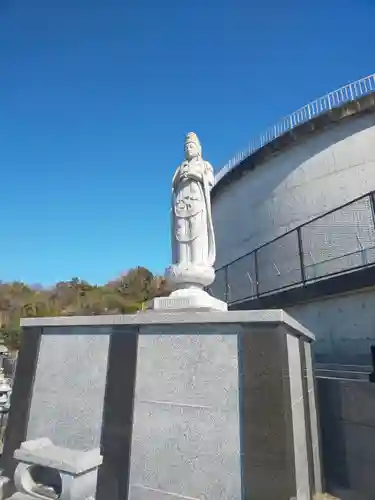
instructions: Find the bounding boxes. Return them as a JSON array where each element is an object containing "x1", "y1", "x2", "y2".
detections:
[{"x1": 212, "y1": 91, "x2": 375, "y2": 201}]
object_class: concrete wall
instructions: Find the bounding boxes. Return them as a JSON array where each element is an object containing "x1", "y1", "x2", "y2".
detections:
[
  {"x1": 213, "y1": 112, "x2": 375, "y2": 269},
  {"x1": 317, "y1": 373, "x2": 375, "y2": 500},
  {"x1": 285, "y1": 288, "x2": 375, "y2": 365}
]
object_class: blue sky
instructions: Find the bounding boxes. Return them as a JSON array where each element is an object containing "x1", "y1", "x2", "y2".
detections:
[{"x1": 0, "y1": 0, "x2": 374, "y2": 286}]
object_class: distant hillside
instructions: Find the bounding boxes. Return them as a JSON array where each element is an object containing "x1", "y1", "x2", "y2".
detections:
[{"x1": 0, "y1": 267, "x2": 171, "y2": 350}]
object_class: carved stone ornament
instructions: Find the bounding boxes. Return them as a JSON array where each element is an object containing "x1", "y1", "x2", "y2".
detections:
[{"x1": 8, "y1": 438, "x2": 102, "y2": 500}]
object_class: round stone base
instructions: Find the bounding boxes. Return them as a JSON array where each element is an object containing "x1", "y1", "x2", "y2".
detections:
[
  {"x1": 165, "y1": 264, "x2": 215, "y2": 288},
  {"x1": 149, "y1": 287, "x2": 228, "y2": 312}
]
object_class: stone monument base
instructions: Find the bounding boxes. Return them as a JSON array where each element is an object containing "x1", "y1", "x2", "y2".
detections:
[
  {"x1": 148, "y1": 287, "x2": 228, "y2": 311},
  {"x1": 1, "y1": 311, "x2": 322, "y2": 500}
]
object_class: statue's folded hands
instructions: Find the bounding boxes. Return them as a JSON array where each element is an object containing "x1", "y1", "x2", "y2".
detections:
[{"x1": 183, "y1": 170, "x2": 202, "y2": 182}]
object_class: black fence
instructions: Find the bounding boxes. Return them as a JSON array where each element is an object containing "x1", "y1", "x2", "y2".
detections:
[{"x1": 210, "y1": 190, "x2": 375, "y2": 304}]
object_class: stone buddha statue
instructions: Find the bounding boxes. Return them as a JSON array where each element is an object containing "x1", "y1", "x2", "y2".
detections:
[
  {"x1": 166, "y1": 132, "x2": 216, "y2": 291},
  {"x1": 149, "y1": 132, "x2": 227, "y2": 310}
]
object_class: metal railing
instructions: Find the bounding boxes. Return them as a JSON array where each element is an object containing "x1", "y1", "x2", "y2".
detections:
[
  {"x1": 210, "y1": 190, "x2": 375, "y2": 304},
  {"x1": 215, "y1": 73, "x2": 375, "y2": 184}
]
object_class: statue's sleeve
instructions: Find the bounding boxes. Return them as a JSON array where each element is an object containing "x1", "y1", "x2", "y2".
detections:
[
  {"x1": 172, "y1": 165, "x2": 181, "y2": 189},
  {"x1": 205, "y1": 161, "x2": 215, "y2": 187},
  {"x1": 202, "y1": 161, "x2": 216, "y2": 266},
  {"x1": 171, "y1": 166, "x2": 180, "y2": 265}
]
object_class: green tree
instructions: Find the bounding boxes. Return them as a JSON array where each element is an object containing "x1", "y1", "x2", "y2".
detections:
[{"x1": 0, "y1": 266, "x2": 167, "y2": 350}]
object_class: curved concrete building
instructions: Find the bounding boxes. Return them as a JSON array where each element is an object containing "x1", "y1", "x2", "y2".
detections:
[{"x1": 211, "y1": 74, "x2": 375, "y2": 364}]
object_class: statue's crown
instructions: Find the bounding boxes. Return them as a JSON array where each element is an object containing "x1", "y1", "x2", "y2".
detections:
[{"x1": 185, "y1": 132, "x2": 202, "y2": 152}]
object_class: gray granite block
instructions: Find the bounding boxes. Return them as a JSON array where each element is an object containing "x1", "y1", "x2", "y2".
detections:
[
  {"x1": 128, "y1": 332, "x2": 241, "y2": 500},
  {"x1": 135, "y1": 333, "x2": 239, "y2": 410},
  {"x1": 303, "y1": 341, "x2": 322, "y2": 494},
  {"x1": 129, "y1": 485, "x2": 202, "y2": 500},
  {"x1": 239, "y1": 324, "x2": 314, "y2": 500},
  {"x1": 26, "y1": 327, "x2": 111, "y2": 450},
  {"x1": 8, "y1": 493, "x2": 37, "y2": 500},
  {"x1": 96, "y1": 326, "x2": 138, "y2": 500},
  {"x1": 20, "y1": 310, "x2": 314, "y2": 340},
  {"x1": 287, "y1": 334, "x2": 310, "y2": 499},
  {"x1": 0, "y1": 327, "x2": 42, "y2": 479},
  {"x1": 14, "y1": 438, "x2": 102, "y2": 474},
  {"x1": 13, "y1": 311, "x2": 317, "y2": 500},
  {"x1": 130, "y1": 402, "x2": 241, "y2": 500}
]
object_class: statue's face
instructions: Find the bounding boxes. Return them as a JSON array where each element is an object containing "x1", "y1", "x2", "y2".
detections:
[{"x1": 184, "y1": 141, "x2": 199, "y2": 160}]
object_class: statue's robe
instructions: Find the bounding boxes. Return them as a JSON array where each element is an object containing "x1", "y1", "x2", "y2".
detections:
[{"x1": 171, "y1": 157, "x2": 215, "y2": 268}]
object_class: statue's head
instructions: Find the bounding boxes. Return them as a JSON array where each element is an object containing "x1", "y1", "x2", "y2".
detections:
[{"x1": 184, "y1": 132, "x2": 202, "y2": 160}]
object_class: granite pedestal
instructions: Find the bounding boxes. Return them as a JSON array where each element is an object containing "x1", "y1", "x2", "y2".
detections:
[{"x1": 1, "y1": 311, "x2": 321, "y2": 500}]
